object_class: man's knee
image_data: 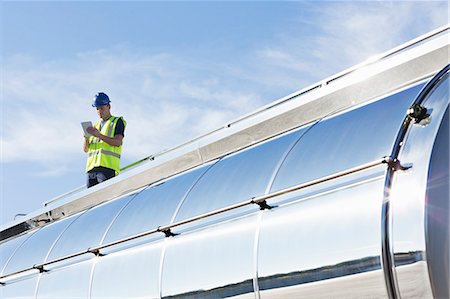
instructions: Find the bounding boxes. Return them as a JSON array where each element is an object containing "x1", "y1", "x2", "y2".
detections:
[
  {"x1": 86, "y1": 169, "x2": 115, "y2": 188},
  {"x1": 87, "y1": 172, "x2": 98, "y2": 188}
]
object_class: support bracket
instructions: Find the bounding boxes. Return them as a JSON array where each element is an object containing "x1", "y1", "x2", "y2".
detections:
[
  {"x1": 255, "y1": 199, "x2": 275, "y2": 210},
  {"x1": 89, "y1": 248, "x2": 104, "y2": 257},
  {"x1": 407, "y1": 104, "x2": 431, "y2": 125},
  {"x1": 160, "y1": 228, "x2": 179, "y2": 238},
  {"x1": 385, "y1": 157, "x2": 413, "y2": 171}
]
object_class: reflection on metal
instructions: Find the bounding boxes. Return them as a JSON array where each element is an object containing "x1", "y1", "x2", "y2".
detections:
[
  {"x1": 381, "y1": 65, "x2": 450, "y2": 299},
  {"x1": 394, "y1": 251, "x2": 425, "y2": 267},
  {"x1": 257, "y1": 174, "x2": 390, "y2": 299},
  {"x1": 425, "y1": 105, "x2": 449, "y2": 299},
  {"x1": 259, "y1": 256, "x2": 381, "y2": 292},
  {"x1": 0, "y1": 222, "x2": 32, "y2": 242},
  {"x1": 0, "y1": 157, "x2": 389, "y2": 283},
  {"x1": 162, "y1": 279, "x2": 254, "y2": 299}
]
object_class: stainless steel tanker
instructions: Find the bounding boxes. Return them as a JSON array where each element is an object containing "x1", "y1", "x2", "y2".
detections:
[{"x1": 0, "y1": 26, "x2": 449, "y2": 299}]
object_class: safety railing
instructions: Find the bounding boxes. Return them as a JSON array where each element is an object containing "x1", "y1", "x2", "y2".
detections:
[{"x1": 0, "y1": 156, "x2": 395, "y2": 283}]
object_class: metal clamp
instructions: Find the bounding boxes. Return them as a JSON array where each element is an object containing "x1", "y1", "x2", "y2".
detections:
[
  {"x1": 33, "y1": 264, "x2": 48, "y2": 273},
  {"x1": 383, "y1": 156, "x2": 412, "y2": 171},
  {"x1": 89, "y1": 248, "x2": 104, "y2": 257},
  {"x1": 407, "y1": 104, "x2": 431, "y2": 125},
  {"x1": 159, "y1": 227, "x2": 179, "y2": 238},
  {"x1": 254, "y1": 199, "x2": 275, "y2": 210}
]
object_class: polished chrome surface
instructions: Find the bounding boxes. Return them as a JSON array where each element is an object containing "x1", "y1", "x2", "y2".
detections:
[
  {"x1": 271, "y1": 82, "x2": 424, "y2": 192},
  {"x1": 36, "y1": 259, "x2": 93, "y2": 298},
  {"x1": 46, "y1": 194, "x2": 132, "y2": 261},
  {"x1": 161, "y1": 214, "x2": 259, "y2": 299},
  {"x1": 102, "y1": 164, "x2": 211, "y2": 245},
  {"x1": 425, "y1": 106, "x2": 449, "y2": 299},
  {"x1": 389, "y1": 71, "x2": 449, "y2": 299},
  {"x1": 258, "y1": 177, "x2": 388, "y2": 299},
  {"x1": 173, "y1": 128, "x2": 306, "y2": 223},
  {"x1": 3, "y1": 214, "x2": 79, "y2": 276},
  {"x1": 90, "y1": 240, "x2": 164, "y2": 299},
  {"x1": 0, "y1": 232, "x2": 33, "y2": 276},
  {"x1": 0, "y1": 276, "x2": 38, "y2": 299}
]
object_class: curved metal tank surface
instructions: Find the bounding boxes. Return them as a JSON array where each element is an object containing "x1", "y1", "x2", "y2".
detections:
[
  {"x1": 389, "y1": 70, "x2": 449, "y2": 299},
  {"x1": 255, "y1": 81, "x2": 424, "y2": 299},
  {"x1": 426, "y1": 106, "x2": 449, "y2": 299}
]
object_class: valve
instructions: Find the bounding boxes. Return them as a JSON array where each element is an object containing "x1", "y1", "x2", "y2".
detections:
[{"x1": 407, "y1": 104, "x2": 431, "y2": 126}]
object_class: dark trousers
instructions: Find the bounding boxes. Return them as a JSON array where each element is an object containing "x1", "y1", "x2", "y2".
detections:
[{"x1": 87, "y1": 167, "x2": 116, "y2": 188}]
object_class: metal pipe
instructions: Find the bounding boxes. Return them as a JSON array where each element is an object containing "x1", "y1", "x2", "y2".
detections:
[
  {"x1": 158, "y1": 199, "x2": 254, "y2": 232},
  {"x1": 0, "y1": 266, "x2": 38, "y2": 281},
  {"x1": 89, "y1": 227, "x2": 160, "y2": 253},
  {"x1": 252, "y1": 156, "x2": 392, "y2": 205}
]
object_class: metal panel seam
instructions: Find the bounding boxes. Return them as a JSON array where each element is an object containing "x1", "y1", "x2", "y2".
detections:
[
  {"x1": 158, "y1": 238, "x2": 170, "y2": 299},
  {"x1": 98, "y1": 190, "x2": 143, "y2": 245},
  {"x1": 0, "y1": 233, "x2": 34, "y2": 276},
  {"x1": 252, "y1": 211, "x2": 264, "y2": 299},
  {"x1": 263, "y1": 121, "x2": 318, "y2": 195},
  {"x1": 168, "y1": 161, "x2": 219, "y2": 224}
]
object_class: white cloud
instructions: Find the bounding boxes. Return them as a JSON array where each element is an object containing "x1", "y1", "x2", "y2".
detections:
[{"x1": 253, "y1": 1, "x2": 448, "y2": 84}]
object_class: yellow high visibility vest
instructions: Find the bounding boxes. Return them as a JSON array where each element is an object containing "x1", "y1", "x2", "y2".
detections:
[{"x1": 86, "y1": 116, "x2": 126, "y2": 174}]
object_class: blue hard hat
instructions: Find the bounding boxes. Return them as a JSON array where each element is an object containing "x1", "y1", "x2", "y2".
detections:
[{"x1": 92, "y1": 92, "x2": 111, "y2": 107}]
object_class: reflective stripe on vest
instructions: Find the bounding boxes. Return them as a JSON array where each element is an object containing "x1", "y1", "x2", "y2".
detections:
[
  {"x1": 85, "y1": 116, "x2": 125, "y2": 173},
  {"x1": 88, "y1": 149, "x2": 121, "y2": 159}
]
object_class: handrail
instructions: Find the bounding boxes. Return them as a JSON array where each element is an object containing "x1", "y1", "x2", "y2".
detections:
[{"x1": 0, "y1": 156, "x2": 393, "y2": 282}]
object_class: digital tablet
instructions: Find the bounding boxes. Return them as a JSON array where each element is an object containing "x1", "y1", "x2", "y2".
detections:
[{"x1": 81, "y1": 121, "x2": 93, "y2": 137}]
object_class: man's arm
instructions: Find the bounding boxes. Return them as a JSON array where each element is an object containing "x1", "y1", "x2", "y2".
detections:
[
  {"x1": 86, "y1": 127, "x2": 123, "y2": 147},
  {"x1": 83, "y1": 136, "x2": 89, "y2": 152}
]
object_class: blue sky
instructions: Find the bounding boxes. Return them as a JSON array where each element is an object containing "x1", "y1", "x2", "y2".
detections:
[{"x1": 0, "y1": 1, "x2": 448, "y2": 226}]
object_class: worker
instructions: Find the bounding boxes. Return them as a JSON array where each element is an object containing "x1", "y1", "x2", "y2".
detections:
[{"x1": 83, "y1": 92, "x2": 126, "y2": 188}]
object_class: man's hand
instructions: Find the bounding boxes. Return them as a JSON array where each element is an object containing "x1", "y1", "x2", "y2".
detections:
[
  {"x1": 86, "y1": 126, "x2": 123, "y2": 147},
  {"x1": 87, "y1": 126, "x2": 101, "y2": 137},
  {"x1": 83, "y1": 135, "x2": 89, "y2": 153}
]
